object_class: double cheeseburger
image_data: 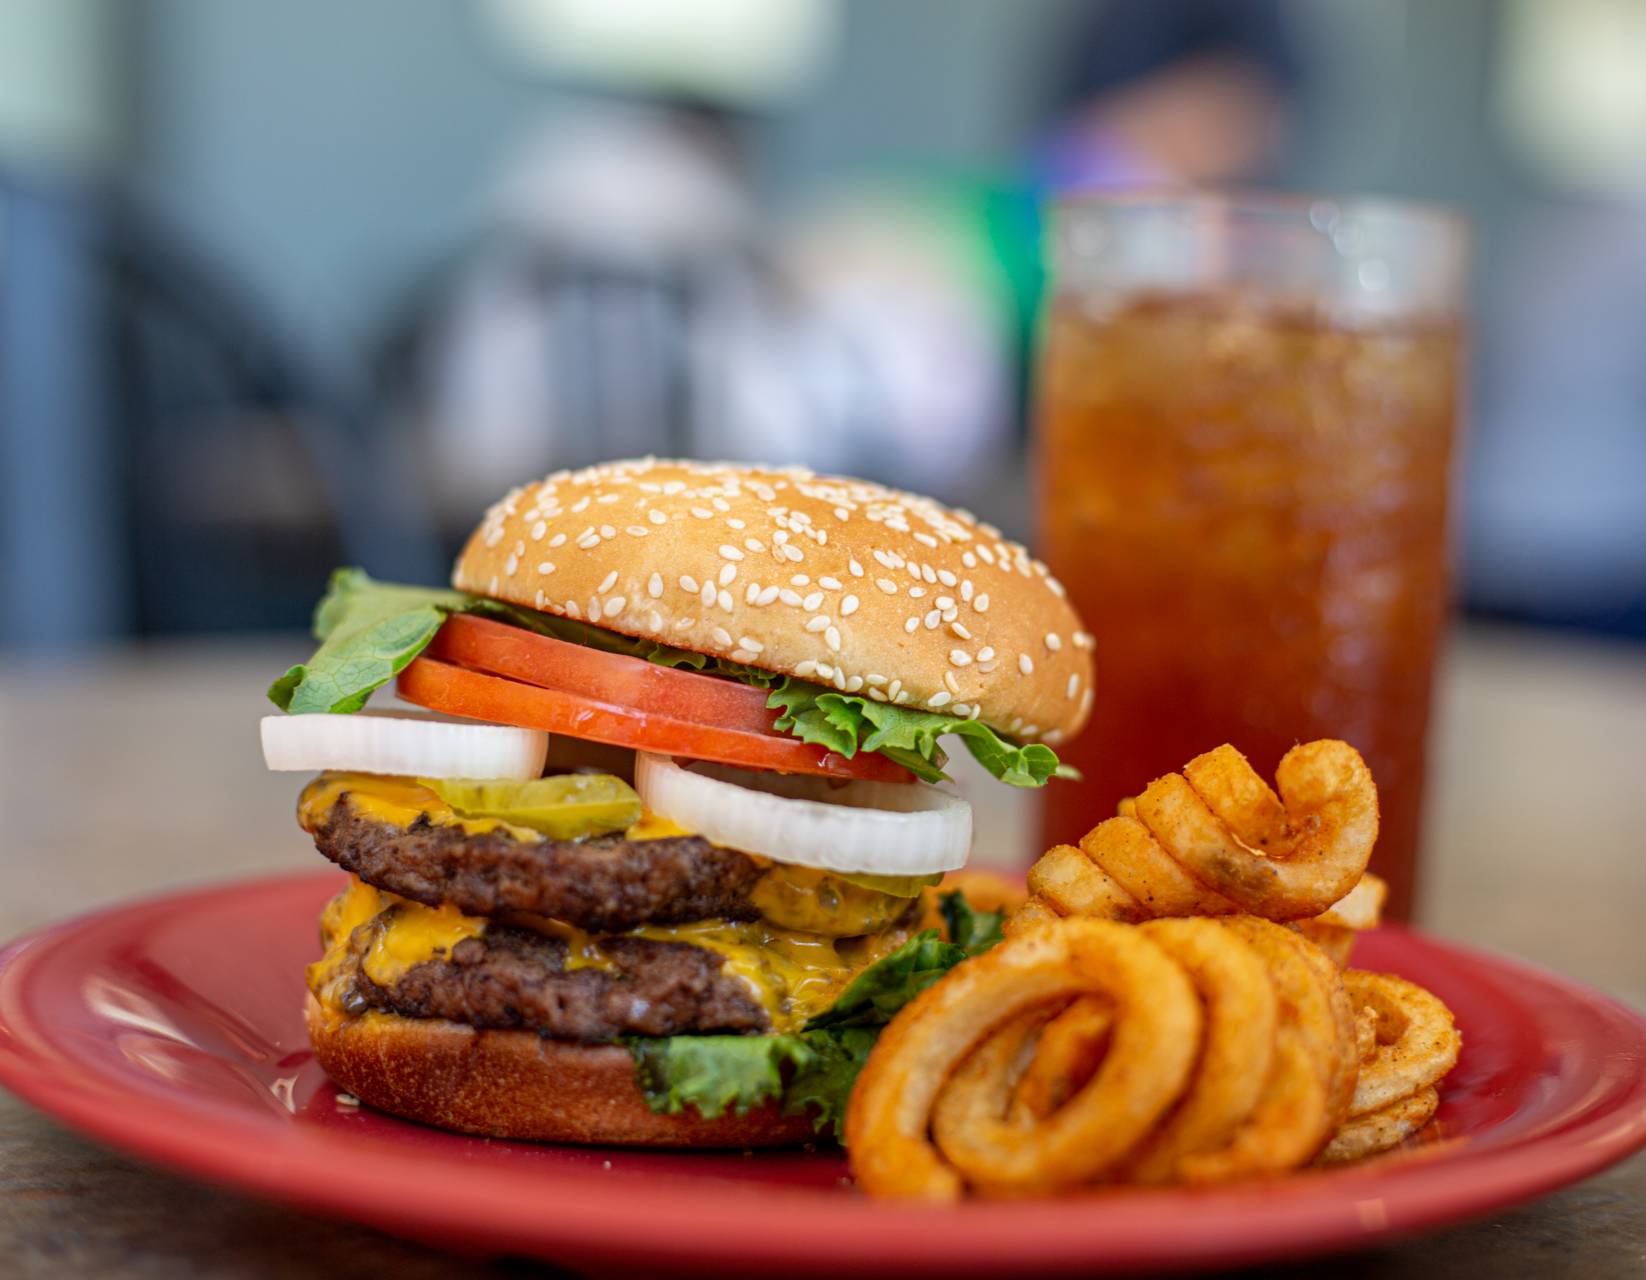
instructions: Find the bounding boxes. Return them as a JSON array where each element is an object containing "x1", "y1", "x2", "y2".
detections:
[{"x1": 261, "y1": 459, "x2": 1093, "y2": 1146}]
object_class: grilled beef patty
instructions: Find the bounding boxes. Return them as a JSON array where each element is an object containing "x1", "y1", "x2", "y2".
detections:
[
  {"x1": 344, "y1": 916, "x2": 768, "y2": 1040},
  {"x1": 308, "y1": 792, "x2": 765, "y2": 932}
]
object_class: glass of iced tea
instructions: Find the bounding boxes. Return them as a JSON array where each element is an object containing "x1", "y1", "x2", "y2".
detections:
[{"x1": 1035, "y1": 193, "x2": 1467, "y2": 921}]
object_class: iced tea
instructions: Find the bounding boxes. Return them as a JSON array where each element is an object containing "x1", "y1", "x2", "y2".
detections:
[{"x1": 1037, "y1": 288, "x2": 1461, "y2": 921}]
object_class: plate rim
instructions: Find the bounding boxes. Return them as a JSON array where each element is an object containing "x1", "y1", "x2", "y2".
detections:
[{"x1": 2, "y1": 870, "x2": 1645, "y2": 1275}]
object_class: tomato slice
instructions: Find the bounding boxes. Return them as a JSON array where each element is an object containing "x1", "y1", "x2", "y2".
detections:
[
  {"x1": 396, "y1": 657, "x2": 913, "y2": 784},
  {"x1": 429, "y1": 614, "x2": 777, "y2": 735}
]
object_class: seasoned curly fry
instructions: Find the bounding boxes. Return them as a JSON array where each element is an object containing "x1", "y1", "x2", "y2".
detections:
[
  {"x1": 1343, "y1": 971, "x2": 1461, "y2": 1116},
  {"x1": 847, "y1": 920, "x2": 1201, "y2": 1199},
  {"x1": 1318, "y1": 1087, "x2": 1440, "y2": 1164},
  {"x1": 1008, "y1": 996, "x2": 1112, "y2": 1123},
  {"x1": 1020, "y1": 740, "x2": 1380, "y2": 925}
]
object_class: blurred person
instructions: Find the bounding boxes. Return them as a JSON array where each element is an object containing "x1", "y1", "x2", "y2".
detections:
[{"x1": 1033, "y1": 0, "x2": 1301, "y2": 193}]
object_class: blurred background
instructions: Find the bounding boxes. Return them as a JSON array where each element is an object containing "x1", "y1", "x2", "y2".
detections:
[{"x1": 3, "y1": 0, "x2": 1644, "y2": 650}]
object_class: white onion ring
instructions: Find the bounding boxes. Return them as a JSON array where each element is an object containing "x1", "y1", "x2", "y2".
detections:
[
  {"x1": 261, "y1": 712, "x2": 547, "y2": 780},
  {"x1": 634, "y1": 753, "x2": 971, "y2": 876}
]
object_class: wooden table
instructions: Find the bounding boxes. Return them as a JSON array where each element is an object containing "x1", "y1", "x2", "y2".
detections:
[{"x1": 2, "y1": 627, "x2": 1643, "y2": 1277}]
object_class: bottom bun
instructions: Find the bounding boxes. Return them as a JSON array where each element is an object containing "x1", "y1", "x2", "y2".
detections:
[{"x1": 305, "y1": 995, "x2": 819, "y2": 1147}]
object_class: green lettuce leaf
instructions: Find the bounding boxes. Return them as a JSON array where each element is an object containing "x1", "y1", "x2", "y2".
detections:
[
  {"x1": 627, "y1": 1028, "x2": 877, "y2": 1138},
  {"x1": 767, "y1": 680, "x2": 1061, "y2": 787},
  {"x1": 803, "y1": 931, "x2": 966, "y2": 1030},
  {"x1": 269, "y1": 569, "x2": 1064, "y2": 788},
  {"x1": 938, "y1": 889, "x2": 1008, "y2": 954},
  {"x1": 628, "y1": 888, "x2": 1009, "y2": 1136}
]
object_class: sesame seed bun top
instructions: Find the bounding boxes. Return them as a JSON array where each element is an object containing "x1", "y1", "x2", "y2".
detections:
[{"x1": 452, "y1": 458, "x2": 1094, "y2": 744}]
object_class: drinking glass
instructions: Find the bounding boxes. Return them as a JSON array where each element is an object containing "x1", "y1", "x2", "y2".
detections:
[{"x1": 1035, "y1": 192, "x2": 1467, "y2": 921}]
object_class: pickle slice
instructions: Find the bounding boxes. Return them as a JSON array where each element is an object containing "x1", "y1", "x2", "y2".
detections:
[
  {"x1": 832, "y1": 870, "x2": 945, "y2": 898},
  {"x1": 421, "y1": 774, "x2": 641, "y2": 840}
]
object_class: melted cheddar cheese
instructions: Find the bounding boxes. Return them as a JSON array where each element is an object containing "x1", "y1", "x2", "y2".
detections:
[{"x1": 302, "y1": 773, "x2": 918, "y2": 1032}]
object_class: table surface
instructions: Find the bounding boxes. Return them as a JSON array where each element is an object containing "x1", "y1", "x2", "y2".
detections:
[{"x1": 1, "y1": 626, "x2": 1643, "y2": 1278}]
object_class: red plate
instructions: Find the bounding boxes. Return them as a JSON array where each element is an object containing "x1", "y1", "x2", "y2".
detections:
[{"x1": 1, "y1": 872, "x2": 1644, "y2": 1275}]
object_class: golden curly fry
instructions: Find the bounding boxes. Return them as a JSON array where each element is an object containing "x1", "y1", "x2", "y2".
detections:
[
  {"x1": 1318, "y1": 1087, "x2": 1440, "y2": 1164},
  {"x1": 1123, "y1": 919, "x2": 1279, "y2": 1184},
  {"x1": 1344, "y1": 971, "x2": 1462, "y2": 1116},
  {"x1": 1172, "y1": 918, "x2": 1355, "y2": 1182},
  {"x1": 1008, "y1": 996, "x2": 1111, "y2": 1123},
  {"x1": 847, "y1": 920, "x2": 1202, "y2": 1199},
  {"x1": 1022, "y1": 740, "x2": 1380, "y2": 925}
]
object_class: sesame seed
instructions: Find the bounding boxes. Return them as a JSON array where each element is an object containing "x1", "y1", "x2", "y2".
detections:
[
  {"x1": 691, "y1": 507, "x2": 713, "y2": 519},
  {"x1": 953, "y1": 702, "x2": 971, "y2": 717},
  {"x1": 914, "y1": 532, "x2": 938, "y2": 549},
  {"x1": 977, "y1": 660, "x2": 999, "y2": 673},
  {"x1": 773, "y1": 529, "x2": 788, "y2": 543},
  {"x1": 577, "y1": 534, "x2": 599, "y2": 550},
  {"x1": 504, "y1": 554, "x2": 519, "y2": 575},
  {"x1": 712, "y1": 627, "x2": 733, "y2": 646},
  {"x1": 927, "y1": 691, "x2": 953, "y2": 708},
  {"x1": 1015, "y1": 654, "x2": 1033, "y2": 676},
  {"x1": 943, "y1": 607, "x2": 959, "y2": 623},
  {"x1": 1023, "y1": 724, "x2": 1040, "y2": 738},
  {"x1": 841, "y1": 595, "x2": 859, "y2": 616},
  {"x1": 758, "y1": 586, "x2": 780, "y2": 606},
  {"x1": 865, "y1": 673, "x2": 886, "y2": 686},
  {"x1": 727, "y1": 518, "x2": 746, "y2": 530},
  {"x1": 977, "y1": 646, "x2": 995, "y2": 662},
  {"x1": 647, "y1": 573, "x2": 663, "y2": 598},
  {"x1": 1067, "y1": 673, "x2": 1080, "y2": 699},
  {"x1": 795, "y1": 660, "x2": 819, "y2": 677},
  {"x1": 648, "y1": 610, "x2": 663, "y2": 631},
  {"x1": 537, "y1": 561, "x2": 556, "y2": 575},
  {"x1": 935, "y1": 596, "x2": 955, "y2": 611},
  {"x1": 745, "y1": 538, "x2": 765, "y2": 553},
  {"x1": 909, "y1": 586, "x2": 927, "y2": 599},
  {"x1": 945, "y1": 671, "x2": 961, "y2": 694},
  {"x1": 1046, "y1": 632, "x2": 1063, "y2": 652},
  {"x1": 718, "y1": 563, "x2": 737, "y2": 587},
  {"x1": 962, "y1": 551, "x2": 977, "y2": 568},
  {"x1": 745, "y1": 583, "x2": 760, "y2": 604},
  {"x1": 674, "y1": 617, "x2": 694, "y2": 630},
  {"x1": 534, "y1": 589, "x2": 545, "y2": 607},
  {"x1": 844, "y1": 674, "x2": 863, "y2": 692},
  {"x1": 780, "y1": 589, "x2": 803, "y2": 607},
  {"x1": 877, "y1": 578, "x2": 898, "y2": 595},
  {"x1": 700, "y1": 583, "x2": 715, "y2": 607},
  {"x1": 848, "y1": 559, "x2": 864, "y2": 577},
  {"x1": 648, "y1": 509, "x2": 667, "y2": 525},
  {"x1": 889, "y1": 679, "x2": 903, "y2": 698},
  {"x1": 959, "y1": 580, "x2": 974, "y2": 601},
  {"x1": 806, "y1": 615, "x2": 830, "y2": 633},
  {"x1": 922, "y1": 565, "x2": 937, "y2": 584},
  {"x1": 977, "y1": 545, "x2": 995, "y2": 565},
  {"x1": 802, "y1": 592, "x2": 823, "y2": 611},
  {"x1": 867, "y1": 688, "x2": 888, "y2": 702},
  {"x1": 834, "y1": 506, "x2": 851, "y2": 520},
  {"x1": 531, "y1": 520, "x2": 547, "y2": 541},
  {"x1": 680, "y1": 575, "x2": 698, "y2": 594},
  {"x1": 711, "y1": 497, "x2": 730, "y2": 512},
  {"x1": 937, "y1": 569, "x2": 957, "y2": 587},
  {"x1": 598, "y1": 571, "x2": 619, "y2": 594},
  {"x1": 873, "y1": 549, "x2": 898, "y2": 569},
  {"x1": 825, "y1": 626, "x2": 842, "y2": 651},
  {"x1": 950, "y1": 649, "x2": 973, "y2": 667},
  {"x1": 600, "y1": 524, "x2": 616, "y2": 539},
  {"x1": 597, "y1": 493, "x2": 620, "y2": 505},
  {"x1": 904, "y1": 617, "x2": 919, "y2": 634},
  {"x1": 718, "y1": 590, "x2": 734, "y2": 612},
  {"x1": 719, "y1": 545, "x2": 744, "y2": 562},
  {"x1": 549, "y1": 533, "x2": 567, "y2": 548},
  {"x1": 606, "y1": 595, "x2": 626, "y2": 616},
  {"x1": 951, "y1": 622, "x2": 972, "y2": 640},
  {"x1": 790, "y1": 574, "x2": 810, "y2": 586},
  {"x1": 738, "y1": 636, "x2": 763, "y2": 652},
  {"x1": 969, "y1": 704, "x2": 982, "y2": 719},
  {"x1": 924, "y1": 610, "x2": 941, "y2": 629},
  {"x1": 816, "y1": 663, "x2": 834, "y2": 680},
  {"x1": 564, "y1": 600, "x2": 579, "y2": 618},
  {"x1": 729, "y1": 649, "x2": 757, "y2": 663},
  {"x1": 781, "y1": 544, "x2": 804, "y2": 562},
  {"x1": 587, "y1": 598, "x2": 602, "y2": 621},
  {"x1": 1073, "y1": 631, "x2": 1095, "y2": 650},
  {"x1": 572, "y1": 496, "x2": 591, "y2": 513},
  {"x1": 1044, "y1": 729, "x2": 1065, "y2": 745},
  {"x1": 626, "y1": 525, "x2": 648, "y2": 537},
  {"x1": 819, "y1": 576, "x2": 842, "y2": 590},
  {"x1": 974, "y1": 593, "x2": 990, "y2": 613}
]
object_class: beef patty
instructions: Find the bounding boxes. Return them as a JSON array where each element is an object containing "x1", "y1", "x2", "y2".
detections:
[
  {"x1": 342, "y1": 913, "x2": 768, "y2": 1040},
  {"x1": 308, "y1": 793, "x2": 765, "y2": 932}
]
